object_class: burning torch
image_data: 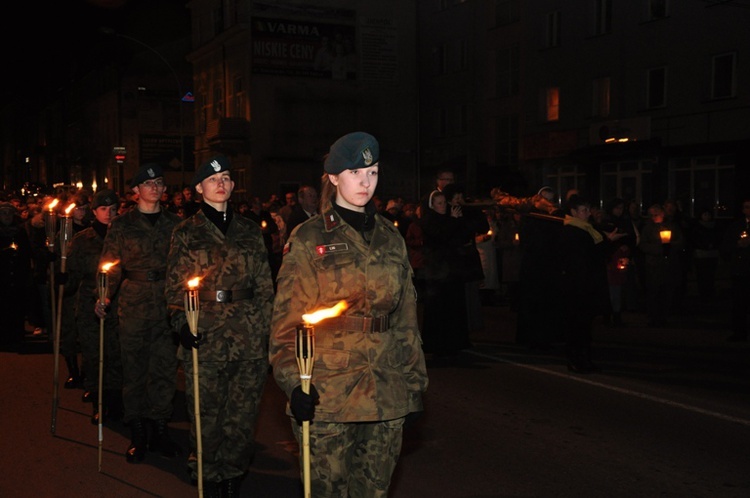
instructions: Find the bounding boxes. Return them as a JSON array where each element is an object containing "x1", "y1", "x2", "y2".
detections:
[
  {"x1": 97, "y1": 261, "x2": 116, "y2": 471},
  {"x1": 296, "y1": 300, "x2": 348, "y2": 498},
  {"x1": 51, "y1": 201, "x2": 75, "y2": 435},
  {"x1": 184, "y1": 276, "x2": 204, "y2": 498}
]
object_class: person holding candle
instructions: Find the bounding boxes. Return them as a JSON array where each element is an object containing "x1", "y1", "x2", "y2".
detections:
[
  {"x1": 96, "y1": 163, "x2": 183, "y2": 463},
  {"x1": 637, "y1": 203, "x2": 686, "y2": 328},
  {"x1": 66, "y1": 189, "x2": 123, "y2": 424},
  {"x1": 165, "y1": 155, "x2": 275, "y2": 497},
  {"x1": 269, "y1": 131, "x2": 429, "y2": 497}
]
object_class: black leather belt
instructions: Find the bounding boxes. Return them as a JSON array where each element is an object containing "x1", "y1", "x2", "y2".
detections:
[
  {"x1": 123, "y1": 269, "x2": 166, "y2": 282},
  {"x1": 197, "y1": 289, "x2": 254, "y2": 303},
  {"x1": 315, "y1": 315, "x2": 390, "y2": 333}
]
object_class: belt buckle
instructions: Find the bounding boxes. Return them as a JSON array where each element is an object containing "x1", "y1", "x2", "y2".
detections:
[
  {"x1": 361, "y1": 316, "x2": 373, "y2": 333},
  {"x1": 216, "y1": 290, "x2": 232, "y2": 303},
  {"x1": 146, "y1": 270, "x2": 158, "y2": 281}
]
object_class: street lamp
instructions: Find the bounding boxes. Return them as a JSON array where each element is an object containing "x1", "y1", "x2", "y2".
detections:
[{"x1": 100, "y1": 27, "x2": 187, "y2": 187}]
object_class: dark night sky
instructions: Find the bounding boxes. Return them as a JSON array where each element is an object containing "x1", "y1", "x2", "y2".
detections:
[{"x1": 2, "y1": 0, "x2": 189, "y2": 106}]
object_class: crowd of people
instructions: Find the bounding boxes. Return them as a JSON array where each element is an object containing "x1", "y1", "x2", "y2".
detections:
[{"x1": 1, "y1": 142, "x2": 748, "y2": 494}]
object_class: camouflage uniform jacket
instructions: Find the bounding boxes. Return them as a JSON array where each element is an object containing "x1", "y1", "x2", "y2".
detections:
[
  {"x1": 99, "y1": 208, "x2": 182, "y2": 320},
  {"x1": 165, "y1": 210, "x2": 274, "y2": 362},
  {"x1": 66, "y1": 226, "x2": 114, "y2": 315},
  {"x1": 269, "y1": 207, "x2": 428, "y2": 422}
]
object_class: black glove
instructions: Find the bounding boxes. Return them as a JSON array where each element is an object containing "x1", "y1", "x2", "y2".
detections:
[
  {"x1": 54, "y1": 272, "x2": 68, "y2": 285},
  {"x1": 179, "y1": 323, "x2": 203, "y2": 350},
  {"x1": 290, "y1": 384, "x2": 319, "y2": 425},
  {"x1": 404, "y1": 411, "x2": 423, "y2": 430}
]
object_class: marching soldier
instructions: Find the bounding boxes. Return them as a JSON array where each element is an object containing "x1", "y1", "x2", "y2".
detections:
[
  {"x1": 165, "y1": 155, "x2": 274, "y2": 497},
  {"x1": 96, "y1": 163, "x2": 182, "y2": 463},
  {"x1": 66, "y1": 189, "x2": 123, "y2": 423},
  {"x1": 269, "y1": 132, "x2": 429, "y2": 497}
]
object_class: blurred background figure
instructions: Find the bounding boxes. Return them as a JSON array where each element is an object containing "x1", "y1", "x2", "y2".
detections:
[
  {"x1": 0, "y1": 202, "x2": 32, "y2": 349},
  {"x1": 720, "y1": 197, "x2": 750, "y2": 342},
  {"x1": 690, "y1": 206, "x2": 721, "y2": 300},
  {"x1": 637, "y1": 203, "x2": 686, "y2": 328}
]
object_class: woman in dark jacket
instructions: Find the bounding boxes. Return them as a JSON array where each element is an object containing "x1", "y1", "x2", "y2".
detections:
[
  {"x1": 418, "y1": 189, "x2": 473, "y2": 355},
  {"x1": 558, "y1": 195, "x2": 623, "y2": 373}
]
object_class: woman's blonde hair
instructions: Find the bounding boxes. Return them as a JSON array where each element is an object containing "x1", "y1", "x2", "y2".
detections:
[{"x1": 320, "y1": 172, "x2": 336, "y2": 213}]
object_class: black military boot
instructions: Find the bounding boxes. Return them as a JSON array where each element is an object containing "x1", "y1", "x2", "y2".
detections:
[
  {"x1": 63, "y1": 355, "x2": 82, "y2": 389},
  {"x1": 222, "y1": 475, "x2": 245, "y2": 498},
  {"x1": 126, "y1": 419, "x2": 147, "y2": 463},
  {"x1": 148, "y1": 419, "x2": 181, "y2": 458}
]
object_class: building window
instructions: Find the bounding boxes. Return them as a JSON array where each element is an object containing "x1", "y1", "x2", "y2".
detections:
[
  {"x1": 593, "y1": 0, "x2": 612, "y2": 35},
  {"x1": 495, "y1": 0, "x2": 520, "y2": 26},
  {"x1": 433, "y1": 44, "x2": 447, "y2": 75},
  {"x1": 592, "y1": 76, "x2": 610, "y2": 117},
  {"x1": 495, "y1": 114, "x2": 519, "y2": 170},
  {"x1": 438, "y1": 108, "x2": 447, "y2": 137},
  {"x1": 712, "y1": 52, "x2": 736, "y2": 100},
  {"x1": 546, "y1": 87, "x2": 560, "y2": 122},
  {"x1": 213, "y1": 6, "x2": 224, "y2": 36},
  {"x1": 546, "y1": 11, "x2": 561, "y2": 48},
  {"x1": 496, "y1": 45, "x2": 519, "y2": 97},
  {"x1": 669, "y1": 155, "x2": 735, "y2": 218},
  {"x1": 600, "y1": 160, "x2": 654, "y2": 213},
  {"x1": 231, "y1": 74, "x2": 245, "y2": 117},
  {"x1": 457, "y1": 104, "x2": 467, "y2": 134},
  {"x1": 458, "y1": 39, "x2": 468, "y2": 70},
  {"x1": 647, "y1": 66, "x2": 667, "y2": 109},
  {"x1": 213, "y1": 83, "x2": 224, "y2": 118},
  {"x1": 648, "y1": 0, "x2": 668, "y2": 20}
]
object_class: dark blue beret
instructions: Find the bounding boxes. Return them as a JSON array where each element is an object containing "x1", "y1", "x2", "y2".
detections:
[{"x1": 324, "y1": 132, "x2": 380, "y2": 174}]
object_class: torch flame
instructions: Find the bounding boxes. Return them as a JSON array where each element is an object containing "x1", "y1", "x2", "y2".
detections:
[
  {"x1": 101, "y1": 261, "x2": 118, "y2": 272},
  {"x1": 302, "y1": 301, "x2": 348, "y2": 325},
  {"x1": 187, "y1": 277, "x2": 201, "y2": 289},
  {"x1": 64, "y1": 203, "x2": 76, "y2": 215},
  {"x1": 47, "y1": 199, "x2": 59, "y2": 211}
]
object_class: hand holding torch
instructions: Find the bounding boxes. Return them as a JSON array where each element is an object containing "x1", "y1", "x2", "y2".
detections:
[
  {"x1": 51, "y1": 201, "x2": 74, "y2": 435},
  {"x1": 97, "y1": 262, "x2": 115, "y2": 471},
  {"x1": 184, "y1": 277, "x2": 204, "y2": 498},
  {"x1": 296, "y1": 301, "x2": 348, "y2": 498}
]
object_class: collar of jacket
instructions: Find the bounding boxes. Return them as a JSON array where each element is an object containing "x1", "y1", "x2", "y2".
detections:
[{"x1": 322, "y1": 201, "x2": 376, "y2": 232}]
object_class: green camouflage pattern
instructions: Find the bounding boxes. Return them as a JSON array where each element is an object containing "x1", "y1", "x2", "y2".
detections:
[
  {"x1": 165, "y1": 210, "x2": 275, "y2": 482},
  {"x1": 269, "y1": 207, "x2": 428, "y2": 422},
  {"x1": 183, "y1": 358, "x2": 267, "y2": 482},
  {"x1": 99, "y1": 208, "x2": 182, "y2": 422},
  {"x1": 291, "y1": 418, "x2": 404, "y2": 497},
  {"x1": 66, "y1": 227, "x2": 122, "y2": 392},
  {"x1": 164, "y1": 211, "x2": 274, "y2": 362}
]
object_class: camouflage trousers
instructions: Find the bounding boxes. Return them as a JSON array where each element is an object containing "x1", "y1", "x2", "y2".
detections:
[
  {"x1": 291, "y1": 418, "x2": 405, "y2": 498},
  {"x1": 183, "y1": 357, "x2": 268, "y2": 483},
  {"x1": 118, "y1": 316, "x2": 178, "y2": 423},
  {"x1": 77, "y1": 310, "x2": 122, "y2": 393}
]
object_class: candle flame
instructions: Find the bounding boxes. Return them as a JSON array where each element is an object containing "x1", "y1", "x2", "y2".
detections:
[
  {"x1": 101, "y1": 261, "x2": 118, "y2": 272},
  {"x1": 487, "y1": 228, "x2": 492, "y2": 236},
  {"x1": 659, "y1": 230, "x2": 672, "y2": 243},
  {"x1": 187, "y1": 277, "x2": 201, "y2": 289},
  {"x1": 10, "y1": 242, "x2": 17, "y2": 250},
  {"x1": 302, "y1": 301, "x2": 348, "y2": 325},
  {"x1": 47, "y1": 199, "x2": 59, "y2": 211},
  {"x1": 261, "y1": 220, "x2": 267, "y2": 229},
  {"x1": 64, "y1": 203, "x2": 76, "y2": 215}
]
